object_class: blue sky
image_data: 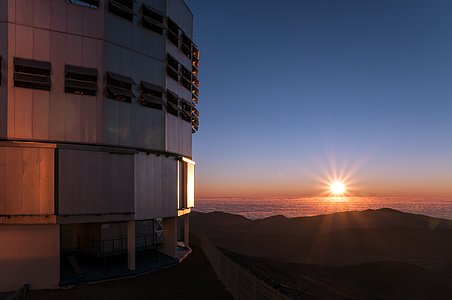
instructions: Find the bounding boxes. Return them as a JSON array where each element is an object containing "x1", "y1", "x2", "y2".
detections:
[{"x1": 187, "y1": 0, "x2": 452, "y2": 197}]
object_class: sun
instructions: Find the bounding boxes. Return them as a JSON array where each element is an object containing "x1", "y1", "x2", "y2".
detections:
[{"x1": 330, "y1": 181, "x2": 346, "y2": 195}]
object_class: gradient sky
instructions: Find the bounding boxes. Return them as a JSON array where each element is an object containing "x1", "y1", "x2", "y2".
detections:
[{"x1": 187, "y1": 0, "x2": 452, "y2": 198}]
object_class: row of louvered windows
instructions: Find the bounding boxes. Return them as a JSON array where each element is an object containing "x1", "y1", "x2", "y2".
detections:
[{"x1": 11, "y1": 57, "x2": 194, "y2": 125}]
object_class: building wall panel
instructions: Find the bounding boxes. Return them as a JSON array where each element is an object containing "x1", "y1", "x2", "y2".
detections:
[
  {"x1": 166, "y1": 114, "x2": 191, "y2": 156},
  {"x1": 80, "y1": 95, "x2": 97, "y2": 143},
  {"x1": 39, "y1": 147, "x2": 54, "y2": 213},
  {"x1": 0, "y1": 146, "x2": 54, "y2": 215},
  {"x1": 22, "y1": 147, "x2": 40, "y2": 213},
  {"x1": 167, "y1": 0, "x2": 193, "y2": 38},
  {"x1": 0, "y1": 225, "x2": 60, "y2": 291},
  {"x1": 58, "y1": 149, "x2": 134, "y2": 215},
  {"x1": 7, "y1": 23, "x2": 15, "y2": 138},
  {"x1": 0, "y1": 150, "x2": 4, "y2": 214},
  {"x1": 4, "y1": 148, "x2": 22, "y2": 212},
  {"x1": 15, "y1": 0, "x2": 33, "y2": 27},
  {"x1": 14, "y1": 88, "x2": 33, "y2": 139},
  {"x1": 66, "y1": 4, "x2": 83, "y2": 36},
  {"x1": 50, "y1": 0, "x2": 67, "y2": 32},
  {"x1": 33, "y1": 27, "x2": 50, "y2": 61},
  {"x1": 33, "y1": 0, "x2": 50, "y2": 30},
  {"x1": 65, "y1": 94, "x2": 82, "y2": 142},
  {"x1": 33, "y1": 0, "x2": 53, "y2": 30},
  {"x1": 134, "y1": 153, "x2": 177, "y2": 220},
  {"x1": 0, "y1": 0, "x2": 6, "y2": 22},
  {"x1": 110, "y1": 154, "x2": 134, "y2": 213},
  {"x1": 82, "y1": 6, "x2": 99, "y2": 39},
  {"x1": 0, "y1": 23, "x2": 7, "y2": 138},
  {"x1": 32, "y1": 90, "x2": 50, "y2": 140},
  {"x1": 15, "y1": 24, "x2": 33, "y2": 58}
]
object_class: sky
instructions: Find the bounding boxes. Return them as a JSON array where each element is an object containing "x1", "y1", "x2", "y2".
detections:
[{"x1": 186, "y1": 0, "x2": 452, "y2": 198}]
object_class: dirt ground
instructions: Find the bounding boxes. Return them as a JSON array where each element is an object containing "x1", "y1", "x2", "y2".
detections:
[{"x1": 2, "y1": 246, "x2": 232, "y2": 300}]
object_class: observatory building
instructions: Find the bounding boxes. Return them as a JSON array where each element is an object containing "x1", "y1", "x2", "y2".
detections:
[{"x1": 0, "y1": 0, "x2": 199, "y2": 290}]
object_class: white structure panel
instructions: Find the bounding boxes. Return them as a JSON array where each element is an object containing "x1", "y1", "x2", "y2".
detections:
[
  {"x1": 134, "y1": 153, "x2": 178, "y2": 220},
  {"x1": 166, "y1": 113, "x2": 192, "y2": 156},
  {"x1": 0, "y1": 146, "x2": 54, "y2": 215},
  {"x1": 58, "y1": 149, "x2": 134, "y2": 215}
]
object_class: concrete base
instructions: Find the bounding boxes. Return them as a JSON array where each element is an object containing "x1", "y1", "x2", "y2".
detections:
[{"x1": 0, "y1": 224, "x2": 60, "y2": 292}]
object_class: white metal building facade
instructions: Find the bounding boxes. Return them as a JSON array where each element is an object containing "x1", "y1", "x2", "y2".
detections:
[{"x1": 0, "y1": 0, "x2": 199, "y2": 291}]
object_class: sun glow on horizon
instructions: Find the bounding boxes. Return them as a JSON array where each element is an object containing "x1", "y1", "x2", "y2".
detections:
[{"x1": 330, "y1": 181, "x2": 346, "y2": 196}]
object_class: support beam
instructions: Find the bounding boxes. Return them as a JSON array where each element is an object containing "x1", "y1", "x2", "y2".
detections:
[
  {"x1": 184, "y1": 214, "x2": 190, "y2": 247},
  {"x1": 127, "y1": 221, "x2": 136, "y2": 270},
  {"x1": 161, "y1": 217, "x2": 177, "y2": 258}
]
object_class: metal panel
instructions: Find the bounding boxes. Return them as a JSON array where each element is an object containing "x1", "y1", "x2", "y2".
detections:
[
  {"x1": 186, "y1": 159, "x2": 194, "y2": 208},
  {"x1": 66, "y1": 3, "x2": 83, "y2": 36},
  {"x1": 82, "y1": 5, "x2": 99, "y2": 39},
  {"x1": 5, "y1": 148, "x2": 22, "y2": 212},
  {"x1": 15, "y1": 0, "x2": 34, "y2": 27},
  {"x1": 0, "y1": 149, "x2": 5, "y2": 214},
  {"x1": 104, "y1": 99, "x2": 120, "y2": 145},
  {"x1": 80, "y1": 95, "x2": 97, "y2": 143},
  {"x1": 109, "y1": 153, "x2": 134, "y2": 213},
  {"x1": 0, "y1": 0, "x2": 6, "y2": 22},
  {"x1": 0, "y1": 146, "x2": 54, "y2": 215},
  {"x1": 22, "y1": 148, "x2": 40, "y2": 213},
  {"x1": 49, "y1": 31, "x2": 66, "y2": 141},
  {"x1": 58, "y1": 149, "x2": 134, "y2": 215},
  {"x1": 82, "y1": 37, "x2": 98, "y2": 68},
  {"x1": 34, "y1": 0, "x2": 51, "y2": 29},
  {"x1": 32, "y1": 90, "x2": 50, "y2": 140},
  {"x1": 167, "y1": 0, "x2": 193, "y2": 38},
  {"x1": 66, "y1": 34, "x2": 82, "y2": 66},
  {"x1": 65, "y1": 94, "x2": 82, "y2": 141},
  {"x1": 14, "y1": 87, "x2": 33, "y2": 139},
  {"x1": 134, "y1": 153, "x2": 178, "y2": 220},
  {"x1": 33, "y1": 28, "x2": 51, "y2": 61},
  {"x1": 15, "y1": 25, "x2": 33, "y2": 58},
  {"x1": 118, "y1": 101, "x2": 131, "y2": 146},
  {"x1": 0, "y1": 23, "x2": 7, "y2": 138},
  {"x1": 50, "y1": 0, "x2": 67, "y2": 32},
  {"x1": 39, "y1": 147, "x2": 54, "y2": 214}
]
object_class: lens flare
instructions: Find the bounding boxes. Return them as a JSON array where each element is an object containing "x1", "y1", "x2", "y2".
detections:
[{"x1": 330, "y1": 181, "x2": 346, "y2": 195}]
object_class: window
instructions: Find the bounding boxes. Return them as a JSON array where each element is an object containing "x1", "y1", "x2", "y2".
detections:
[
  {"x1": 180, "y1": 77, "x2": 191, "y2": 91},
  {"x1": 192, "y1": 94, "x2": 198, "y2": 105},
  {"x1": 192, "y1": 115, "x2": 199, "y2": 133},
  {"x1": 105, "y1": 71, "x2": 135, "y2": 103},
  {"x1": 142, "y1": 4, "x2": 164, "y2": 35},
  {"x1": 166, "y1": 54, "x2": 179, "y2": 81},
  {"x1": 180, "y1": 99, "x2": 192, "y2": 123},
  {"x1": 192, "y1": 85, "x2": 199, "y2": 97},
  {"x1": 181, "y1": 33, "x2": 192, "y2": 58},
  {"x1": 192, "y1": 45, "x2": 200, "y2": 69},
  {"x1": 109, "y1": 0, "x2": 134, "y2": 21},
  {"x1": 66, "y1": 0, "x2": 99, "y2": 8},
  {"x1": 180, "y1": 65, "x2": 192, "y2": 91},
  {"x1": 140, "y1": 81, "x2": 164, "y2": 110},
  {"x1": 13, "y1": 57, "x2": 51, "y2": 90},
  {"x1": 166, "y1": 90, "x2": 179, "y2": 116},
  {"x1": 192, "y1": 65, "x2": 198, "y2": 77},
  {"x1": 65, "y1": 65, "x2": 98, "y2": 96},
  {"x1": 180, "y1": 65, "x2": 191, "y2": 81},
  {"x1": 192, "y1": 77, "x2": 199, "y2": 88},
  {"x1": 167, "y1": 18, "x2": 179, "y2": 46}
]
